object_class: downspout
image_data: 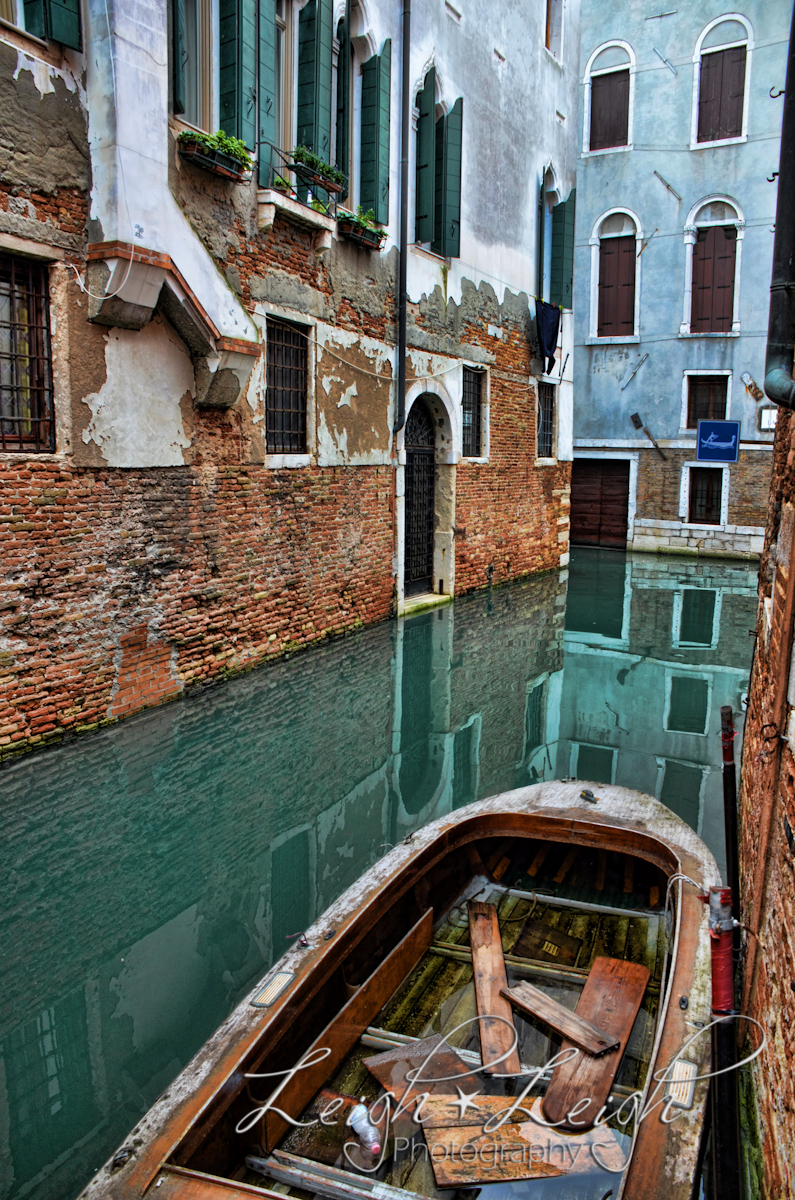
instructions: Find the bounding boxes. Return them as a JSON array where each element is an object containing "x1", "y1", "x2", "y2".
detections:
[
  {"x1": 395, "y1": 0, "x2": 411, "y2": 434},
  {"x1": 764, "y1": 14, "x2": 795, "y2": 407}
]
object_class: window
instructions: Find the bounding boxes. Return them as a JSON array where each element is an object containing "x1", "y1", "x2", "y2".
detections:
[
  {"x1": 688, "y1": 466, "x2": 723, "y2": 525},
  {"x1": 360, "y1": 39, "x2": 391, "y2": 223},
  {"x1": 13, "y1": 0, "x2": 81, "y2": 47},
  {"x1": 525, "y1": 681, "x2": 546, "y2": 756},
  {"x1": 687, "y1": 375, "x2": 727, "y2": 426},
  {"x1": 0, "y1": 253, "x2": 54, "y2": 454},
  {"x1": 545, "y1": 0, "x2": 562, "y2": 57},
  {"x1": 584, "y1": 43, "x2": 634, "y2": 154},
  {"x1": 659, "y1": 760, "x2": 703, "y2": 827},
  {"x1": 576, "y1": 744, "x2": 615, "y2": 784},
  {"x1": 593, "y1": 211, "x2": 639, "y2": 339},
  {"x1": 681, "y1": 198, "x2": 743, "y2": 336},
  {"x1": 174, "y1": 0, "x2": 213, "y2": 131},
  {"x1": 415, "y1": 68, "x2": 463, "y2": 258},
  {"x1": 694, "y1": 18, "x2": 751, "y2": 146},
  {"x1": 673, "y1": 588, "x2": 720, "y2": 647},
  {"x1": 666, "y1": 676, "x2": 709, "y2": 735},
  {"x1": 537, "y1": 382, "x2": 555, "y2": 458},
  {"x1": 274, "y1": 0, "x2": 292, "y2": 152},
  {"x1": 462, "y1": 367, "x2": 483, "y2": 457},
  {"x1": 265, "y1": 319, "x2": 308, "y2": 453}
]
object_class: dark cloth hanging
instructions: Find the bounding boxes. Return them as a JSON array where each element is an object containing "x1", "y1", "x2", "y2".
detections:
[{"x1": 536, "y1": 300, "x2": 561, "y2": 374}]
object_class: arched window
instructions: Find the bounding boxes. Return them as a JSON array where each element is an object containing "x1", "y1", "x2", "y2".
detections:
[
  {"x1": 583, "y1": 42, "x2": 635, "y2": 155},
  {"x1": 589, "y1": 210, "x2": 642, "y2": 341},
  {"x1": 691, "y1": 15, "x2": 753, "y2": 148},
  {"x1": 681, "y1": 197, "x2": 744, "y2": 336}
]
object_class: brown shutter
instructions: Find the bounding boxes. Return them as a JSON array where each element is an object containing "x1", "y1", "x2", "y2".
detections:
[
  {"x1": 692, "y1": 226, "x2": 736, "y2": 333},
  {"x1": 698, "y1": 47, "x2": 746, "y2": 142},
  {"x1": 590, "y1": 69, "x2": 629, "y2": 150},
  {"x1": 598, "y1": 235, "x2": 635, "y2": 337}
]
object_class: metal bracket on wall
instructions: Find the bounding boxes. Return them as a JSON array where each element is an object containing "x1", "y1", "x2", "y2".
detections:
[{"x1": 630, "y1": 411, "x2": 667, "y2": 460}]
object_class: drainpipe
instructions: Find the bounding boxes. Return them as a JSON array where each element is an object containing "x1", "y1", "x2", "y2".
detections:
[
  {"x1": 395, "y1": 0, "x2": 411, "y2": 434},
  {"x1": 764, "y1": 13, "x2": 795, "y2": 407}
]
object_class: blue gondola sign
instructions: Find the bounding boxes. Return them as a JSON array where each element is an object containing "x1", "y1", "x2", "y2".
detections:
[{"x1": 696, "y1": 420, "x2": 740, "y2": 463}]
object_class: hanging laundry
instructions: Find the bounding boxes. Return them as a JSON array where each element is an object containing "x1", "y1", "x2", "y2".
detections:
[{"x1": 536, "y1": 299, "x2": 561, "y2": 374}]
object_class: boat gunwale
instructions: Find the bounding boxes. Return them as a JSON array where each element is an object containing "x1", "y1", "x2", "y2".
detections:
[{"x1": 81, "y1": 782, "x2": 718, "y2": 1200}]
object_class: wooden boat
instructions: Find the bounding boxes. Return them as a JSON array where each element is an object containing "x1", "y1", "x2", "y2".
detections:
[{"x1": 82, "y1": 781, "x2": 718, "y2": 1200}]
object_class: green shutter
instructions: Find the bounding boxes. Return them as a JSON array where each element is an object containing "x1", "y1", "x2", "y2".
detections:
[
  {"x1": 536, "y1": 178, "x2": 546, "y2": 299},
  {"x1": 550, "y1": 189, "x2": 576, "y2": 309},
  {"x1": 297, "y1": 0, "x2": 333, "y2": 162},
  {"x1": 173, "y1": 0, "x2": 187, "y2": 115},
  {"x1": 335, "y1": 5, "x2": 351, "y2": 200},
  {"x1": 24, "y1": 0, "x2": 81, "y2": 49},
  {"x1": 432, "y1": 97, "x2": 462, "y2": 258},
  {"x1": 360, "y1": 39, "x2": 391, "y2": 225},
  {"x1": 258, "y1": 0, "x2": 277, "y2": 186},
  {"x1": 220, "y1": 0, "x2": 257, "y2": 150},
  {"x1": 415, "y1": 68, "x2": 435, "y2": 243}
]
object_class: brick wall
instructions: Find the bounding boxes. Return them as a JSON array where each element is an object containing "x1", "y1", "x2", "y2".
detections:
[
  {"x1": 738, "y1": 406, "x2": 795, "y2": 1198},
  {"x1": 634, "y1": 446, "x2": 771, "y2": 527}
]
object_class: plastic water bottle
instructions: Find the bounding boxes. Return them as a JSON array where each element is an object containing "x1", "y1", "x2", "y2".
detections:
[{"x1": 349, "y1": 1100, "x2": 381, "y2": 1154}]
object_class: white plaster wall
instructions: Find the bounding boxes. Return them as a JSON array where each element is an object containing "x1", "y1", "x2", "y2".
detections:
[
  {"x1": 85, "y1": 0, "x2": 257, "y2": 343},
  {"x1": 81, "y1": 319, "x2": 194, "y2": 467}
]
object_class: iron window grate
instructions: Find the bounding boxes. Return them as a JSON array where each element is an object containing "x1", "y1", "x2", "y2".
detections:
[
  {"x1": 266, "y1": 319, "x2": 308, "y2": 454},
  {"x1": 0, "y1": 253, "x2": 54, "y2": 454},
  {"x1": 462, "y1": 367, "x2": 482, "y2": 457},
  {"x1": 687, "y1": 376, "x2": 728, "y2": 427},
  {"x1": 689, "y1": 467, "x2": 722, "y2": 525},
  {"x1": 538, "y1": 382, "x2": 555, "y2": 458}
]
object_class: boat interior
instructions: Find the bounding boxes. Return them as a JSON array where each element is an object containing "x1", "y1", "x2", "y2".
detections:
[{"x1": 163, "y1": 822, "x2": 680, "y2": 1200}]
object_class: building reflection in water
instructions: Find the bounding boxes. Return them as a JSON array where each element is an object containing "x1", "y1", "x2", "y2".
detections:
[{"x1": 0, "y1": 551, "x2": 755, "y2": 1200}]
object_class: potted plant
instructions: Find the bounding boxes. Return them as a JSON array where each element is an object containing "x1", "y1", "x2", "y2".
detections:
[
  {"x1": 336, "y1": 207, "x2": 387, "y2": 249},
  {"x1": 177, "y1": 130, "x2": 253, "y2": 182},
  {"x1": 272, "y1": 174, "x2": 294, "y2": 195},
  {"x1": 287, "y1": 145, "x2": 346, "y2": 195}
]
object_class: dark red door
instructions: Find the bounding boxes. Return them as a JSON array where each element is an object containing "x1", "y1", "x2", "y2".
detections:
[{"x1": 570, "y1": 459, "x2": 630, "y2": 549}]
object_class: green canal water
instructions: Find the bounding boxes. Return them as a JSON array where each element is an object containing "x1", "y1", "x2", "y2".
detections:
[{"x1": 0, "y1": 549, "x2": 757, "y2": 1200}]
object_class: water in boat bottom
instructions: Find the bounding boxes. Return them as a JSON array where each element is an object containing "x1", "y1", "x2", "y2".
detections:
[{"x1": 0, "y1": 549, "x2": 756, "y2": 1200}]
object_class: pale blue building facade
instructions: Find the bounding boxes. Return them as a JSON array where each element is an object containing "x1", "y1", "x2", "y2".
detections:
[{"x1": 571, "y1": 2, "x2": 789, "y2": 558}]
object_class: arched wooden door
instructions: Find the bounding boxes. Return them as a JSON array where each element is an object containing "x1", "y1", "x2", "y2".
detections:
[{"x1": 404, "y1": 399, "x2": 436, "y2": 597}]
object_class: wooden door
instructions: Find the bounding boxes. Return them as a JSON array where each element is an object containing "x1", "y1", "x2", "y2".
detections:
[{"x1": 570, "y1": 459, "x2": 630, "y2": 549}]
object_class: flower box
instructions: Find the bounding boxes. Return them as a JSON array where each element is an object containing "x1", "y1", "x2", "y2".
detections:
[
  {"x1": 337, "y1": 219, "x2": 386, "y2": 249},
  {"x1": 286, "y1": 157, "x2": 345, "y2": 195},
  {"x1": 178, "y1": 140, "x2": 250, "y2": 182}
]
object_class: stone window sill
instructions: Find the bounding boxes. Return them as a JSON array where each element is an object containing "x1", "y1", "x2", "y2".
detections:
[
  {"x1": 586, "y1": 335, "x2": 640, "y2": 345},
  {"x1": 678, "y1": 331, "x2": 740, "y2": 339},
  {"x1": 264, "y1": 453, "x2": 311, "y2": 469},
  {"x1": 257, "y1": 190, "x2": 335, "y2": 254}
]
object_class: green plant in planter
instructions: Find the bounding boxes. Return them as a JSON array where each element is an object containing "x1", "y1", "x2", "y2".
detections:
[
  {"x1": 290, "y1": 145, "x2": 346, "y2": 187},
  {"x1": 273, "y1": 175, "x2": 292, "y2": 191},
  {"x1": 339, "y1": 207, "x2": 384, "y2": 235},
  {"x1": 178, "y1": 129, "x2": 253, "y2": 170},
  {"x1": 310, "y1": 198, "x2": 331, "y2": 214}
]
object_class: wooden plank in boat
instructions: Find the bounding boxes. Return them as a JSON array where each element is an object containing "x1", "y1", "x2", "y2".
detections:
[
  {"x1": 261, "y1": 908, "x2": 433, "y2": 1150},
  {"x1": 501, "y1": 980, "x2": 620, "y2": 1056},
  {"x1": 513, "y1": 917, "x2": 582, "y2": 966},
  {"x1": 157, "y1": 1165, "x2": 285, "y2": 1200},
  {"x1": 542, "y1": 956, "x2": 650, "y2": 1131},
  {"x1": 423, "y1": 1098, "x2": 627, "y2": 1187},
  {"x1": 249, "y1": 1151, "x2": 421, "y2": 1200},
  {"x1": 420, "y1": 1093, "x2": 529, "y2": 1129},
  {"x1": 363, "y1": 1034, "x2": 473, "y2": 1108},
  {"x1": 468, "y1": 901, "x2": 521, "y2": 1074}
]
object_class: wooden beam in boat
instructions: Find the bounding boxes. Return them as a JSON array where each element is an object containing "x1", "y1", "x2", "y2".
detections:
[
  {"x1": 156, "y1": 1165, "x2": 285, "y2": 1200},
  {"x1": 553, "y1": 847, "x2": 578, "y2": 884},
  {"x1": 468, "y1": 901, "x2": 521, "y2": 1075},
  {"x1": 363, "y1": 1034, "x2": 473, "y2": 1108},
  {"x1": 542, "y1": 956, "x2": 650, "y2": 1131},
  {"x1": 623, "y1": 855, "x2": 635, "y2": 894},
  {"x1": 420, "y1": 1094, "x2": 528, "y2": 1129},
  {"x1": 261, "y1": 908, "x2": 433, "y2": 1150},
  {"x1": 501, "y1": 980, "x2": 619, "y2": 1056},
  {"x1": 423, "y1": 1097, "x2": 627, "y2": 1187},
  {"x1": 595, "y1": 850, "x2": 607, "y2": 891},
  {"x1": 485, "y1": 838, "x2": 514, "y2": 877},
  {"x1": 465, "y1": 843, "x2": 490, "y2": 878},
  {"x1": 526, "y1": 844, "x2": 550, "y2": 878}
]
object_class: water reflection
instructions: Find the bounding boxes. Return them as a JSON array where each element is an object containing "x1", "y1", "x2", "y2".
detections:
[{"x1": 0, "y1": 550, "x2": 756, "y2": 1200}]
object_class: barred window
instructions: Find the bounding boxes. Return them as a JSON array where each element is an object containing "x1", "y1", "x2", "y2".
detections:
[
  {"x1": 687, "y1": 375, "x2": 728, "y2": 427},
  {"x1": 265, "y1": 318, "x2": 308, "y2": 454},
  {"x1": 688, "y1": 467, "x2": 722, "y2": 525},
  {"x1": 538, "y1": 381, "x2": 555, "y2": 458},
  {"x1": 0, "y1": 254, "x2": 54, "y2": 454},
  {"x1": 462, "y1": 367, "x2": 482, "y2": 457}
]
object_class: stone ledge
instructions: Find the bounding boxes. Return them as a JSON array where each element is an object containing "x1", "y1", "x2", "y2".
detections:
[{"x1": 257, "y1": 190, "x2": 335, "y2": 254}]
